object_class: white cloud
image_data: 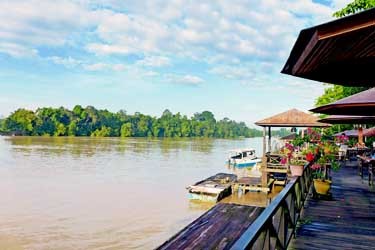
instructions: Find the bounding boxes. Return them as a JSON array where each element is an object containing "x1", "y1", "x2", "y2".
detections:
[
  {"x1": 83, "y1": 63, "x2": 106, "y2": 71},
  {"x1": 136, "y1": 56, "x2": 171, "y2": 67},
  {"x1": 83, "y1": 63, "x2": 126, "y2": 72},
  {"x1": 165, "y1": 74, "x2": 204, "y2": 85},
  {"x1": 209, "y1": 65, "x2": 255, "y2": 81},
  {"x1": 47, "y1": 56, "x2": 81, "y2": 68},
  {"x1": 0, "y1": 0, "x2": 353, "y2": 87},
  {"x1": 0, "y1": 42, "x2": 37, "y2": 57},
  {"x1": 85, "y1": 43, "x2": 131, "y2": 55},
  {"x1": 0, "y1": 0, "x2": 101, "y2": 49},
  {"x1": 112, "y1": 64, "x2": 126, "y2": 71}
]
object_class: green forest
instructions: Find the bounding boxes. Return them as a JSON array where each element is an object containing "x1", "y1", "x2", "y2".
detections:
[{"x1": 0, "y1": 106, "x2": 269, "y2": 138}]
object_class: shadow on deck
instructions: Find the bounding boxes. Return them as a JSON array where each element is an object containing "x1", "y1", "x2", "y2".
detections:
[{"x1": 289, "y1": 162, "x2": 375, "y2": 250}]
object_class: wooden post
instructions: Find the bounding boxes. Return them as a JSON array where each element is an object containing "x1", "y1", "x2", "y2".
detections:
[
  {"x1": 262, "y1": 127, "x2": 267, "y2": 187},
  {"x1": 261, "y1": 155, "x2": 268, "y2": 187},
  {"x1": 358, "y1": 126, "x2": 363, "y2": 147},
  {"x1": 263, "y1": 127, "x2": 266, "y2": 157},
  {"x1": 268, "y1": 127, "x2": 271, "y2": 153}
]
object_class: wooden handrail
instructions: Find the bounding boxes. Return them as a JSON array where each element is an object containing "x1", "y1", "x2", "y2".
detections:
[{"x1": 230, "y1": 161, "x2": 313, "y2": 250}]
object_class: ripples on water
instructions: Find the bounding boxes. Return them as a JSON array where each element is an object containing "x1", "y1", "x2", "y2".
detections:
[{"x1": 0, "y1": 136, "x2": 269, "y2": 249}]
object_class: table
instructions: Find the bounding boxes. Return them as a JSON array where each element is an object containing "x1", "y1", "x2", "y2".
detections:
[
  {"x1": 347, "y1": 147, "x2": 370, "y2": 160},
  {"x1": 357, "y1": 155, "x2": 375, "y2": 186}
]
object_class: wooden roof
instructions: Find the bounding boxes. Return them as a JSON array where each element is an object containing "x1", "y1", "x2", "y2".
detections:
[
  {"x1": 333, "y1": 129, "x2": 360, "y2": 137},
  {"x1": 310, "y1": 88, "x2": 375, "y2": 115},
  {"x1": 318, "y1": 115, "x2": 375, "y2": 124},
  {"x1": 280, "y1": 133, "x2": 297, "y2": 140},
  {"x1": 281, "y1": 8, "x2": 375, "y2": 86},
  {"x1": 255, "y1": 109, "x2": 329, "y2": 127}
]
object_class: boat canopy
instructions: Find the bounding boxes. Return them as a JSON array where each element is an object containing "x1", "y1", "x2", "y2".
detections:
[{"x1": 229, "y1": 148, "x2": 256, "y2": 154}]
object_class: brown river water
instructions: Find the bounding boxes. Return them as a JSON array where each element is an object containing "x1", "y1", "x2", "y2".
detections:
[{"x1": 0, "y1": 136, "x2": 269, "y2": 250}]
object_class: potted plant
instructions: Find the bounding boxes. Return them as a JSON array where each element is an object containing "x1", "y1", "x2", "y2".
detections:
[
  {"x1": 311, "y1": 142, "x2": 339, "y2": 195},
  {"x1": 310, "y1": 162, "x2": 331, "y2": 195},
  {"x1": 301, "y1": 144, "x2": 317, "y2": 162},
  {"x1": 289, "y1": 158, "x2": 307, "y2": 176}
]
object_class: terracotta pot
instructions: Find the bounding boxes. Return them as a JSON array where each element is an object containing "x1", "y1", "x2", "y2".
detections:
[
  {"x1": 313, "y1": 179, "x2": 331, "y2": 195},
  {"x1": 290, "y1": 164, "x2": 304, "y2": 176}
]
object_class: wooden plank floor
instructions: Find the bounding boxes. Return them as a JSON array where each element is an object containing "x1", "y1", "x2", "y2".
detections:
[
  {"x1": 157, "y1": 203, "x2": 264, "y2": 250},
  {"x1": 289, "y1": 162, "x2": 375, "y2": 250}
]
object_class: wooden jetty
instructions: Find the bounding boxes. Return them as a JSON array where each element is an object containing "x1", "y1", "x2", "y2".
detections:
[
  {"x1": 187, "y1": 173, "x2": 237, "y2": 202},
  {"x1": 157, "y1": 203, "x2": 264, "y2": 250},
  {"x1": 232, "y1": 176, "x2": 271, "y2": 193},
  {"x1": 289, "y1": 164, "x2": 375, "y2": 249}
]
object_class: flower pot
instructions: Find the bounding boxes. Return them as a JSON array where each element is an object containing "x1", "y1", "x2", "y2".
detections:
[
  {"x1": 290, "y1": 164, "x2": 304, "y2": 176},
  {"x1": 313, "y1": 179, "x2": 331, "y2": 195}
]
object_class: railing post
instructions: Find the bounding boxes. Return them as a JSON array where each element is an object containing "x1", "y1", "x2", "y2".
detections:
[{"x1": 230, "y1": 161, "x2": 314, "y2": 250}]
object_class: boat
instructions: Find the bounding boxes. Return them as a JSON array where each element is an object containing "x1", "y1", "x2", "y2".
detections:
[
  {"x1": 227, "y1": 148, "x2": 262, "y2": 168},
  {"x1": 187, "y1": 173, "x2": 237, "y2": 202}
]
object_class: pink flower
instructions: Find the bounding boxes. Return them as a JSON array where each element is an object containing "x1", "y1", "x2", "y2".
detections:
[{"x1": 311, "y1": 163, "x2": 321, "y2": 170}]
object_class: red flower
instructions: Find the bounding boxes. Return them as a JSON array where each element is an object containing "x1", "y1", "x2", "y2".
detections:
[
  {"x1": 280, "y1": 157, "x2": 287, "y2": 164},
  {"x1": 306, "y1": 152, "x2": 314, "y2": 162}
]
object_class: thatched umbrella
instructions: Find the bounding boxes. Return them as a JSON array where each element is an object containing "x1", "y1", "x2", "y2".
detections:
[
  {"x1": 310, "y1": 88, "x2": 375, "y2": 116},
  {"x1": 318, "y1": 115, "x2": 375, "y2": 145},
  {"x1": 318, "y1": 115, "x2": 375, "y2": 124},
  {"x1": 255, "y1": 108, "x2": 329, "y2": 156},
  {"x1": 281, "y1": 8, "x2": 375, "y2": 87},
  {"x1": 255, "y1": 109, "x2": 329, "y2": 187},
  {"x1": 363, "y1": 127, "x2": 375, "y2": 137},
  {"x1": 333, "y1": 130, "x2": 360, "y2": 138}
]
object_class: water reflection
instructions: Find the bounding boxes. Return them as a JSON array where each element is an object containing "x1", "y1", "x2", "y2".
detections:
[
  {"x1": 0, "y1": 136, "x2": 267, "y2": 250},
  {"x1": 5, "y1": 137, "x2": 215, "y2": 158}
]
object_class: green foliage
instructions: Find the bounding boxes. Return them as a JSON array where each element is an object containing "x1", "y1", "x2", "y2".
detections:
[
  {"x1": 333, "y1": 0, "x2": 375, "y2": 17},
  {"x1": 315, "y1": 85, "x2": 369, "y2": 107},
  {"x1": 0, "y1": 118, "x2": 5, "y2": 132},
  {"x1": 91, "y1": 126, "x2": 112, "y2": 137},
  {"x1": 3, "y1": 109, "x2": 38, "y2": 135},
  {"x1": 271, "y1": 128, "x2": 290, "y2": 137},
  {"x1": 292, "y1": 136, "x2": 306, "y2": 147},
  {"x1": 2, "y1": 106, "x2": 262, "y2": 138},
  {"x1": 120, "y1": 123, "x2": 133, "y2": 137}
]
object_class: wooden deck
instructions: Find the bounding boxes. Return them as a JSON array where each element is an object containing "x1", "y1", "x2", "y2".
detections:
[
  {"x1": 157, "y1": 203, "x2": 264, "y2": 250},
  {"x1": 289, "y1": 162, "x2": 375, "y2": 249}
]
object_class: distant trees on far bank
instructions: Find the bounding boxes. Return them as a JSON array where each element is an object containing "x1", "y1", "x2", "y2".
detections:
[{"x1": 0, "y1": 105, "x2": 267, "y2": 138}]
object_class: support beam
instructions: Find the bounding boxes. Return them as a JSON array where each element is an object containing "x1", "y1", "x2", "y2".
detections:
[
  {"x1": 268, "y1": 127, "x2": 271, "y2": 153},
  {"x1": 263, "y1": 127, "x2": 266, "y2": 157},
  {"x1": 358, "y1": 126, "x2": 364, "y2": 147}
]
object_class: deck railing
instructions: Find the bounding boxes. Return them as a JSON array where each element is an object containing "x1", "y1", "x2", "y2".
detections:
[{"x1": 230, "y1": 161, "x2": 313, "y2": 250}]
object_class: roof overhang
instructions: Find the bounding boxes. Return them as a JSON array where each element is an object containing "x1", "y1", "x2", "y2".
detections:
[
  {"x1": 318, "y1": 115, "x2": 375, "y2": 124},
  {"x1": 281, "y1": 8, "x2": 375, "y2": 86}
]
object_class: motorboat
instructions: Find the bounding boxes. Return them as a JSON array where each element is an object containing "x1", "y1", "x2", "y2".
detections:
[
  {"x1": 187, "y1": 173, "x2": 237, "y2": 202},
  {"x1": 227, "y1": 148, "x2": 261, "y2": 168}
]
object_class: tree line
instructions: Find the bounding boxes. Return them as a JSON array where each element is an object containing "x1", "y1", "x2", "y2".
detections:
[{"x1": 0, "y1": 105, "x2": 267, "y2": 138}]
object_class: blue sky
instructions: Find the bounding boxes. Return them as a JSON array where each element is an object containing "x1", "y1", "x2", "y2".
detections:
[{"x1": 0, "y1": 0, "x2": 350, "y2": 126}]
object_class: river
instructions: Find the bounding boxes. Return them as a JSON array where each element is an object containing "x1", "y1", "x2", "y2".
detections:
[{"x1": 0, "y1": 136, "x2": 276, "y2": 250}]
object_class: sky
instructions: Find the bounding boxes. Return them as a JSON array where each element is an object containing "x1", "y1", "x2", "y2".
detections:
[{"x1": 0, "y1": 0, "x2": 351, "y2": 126}]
